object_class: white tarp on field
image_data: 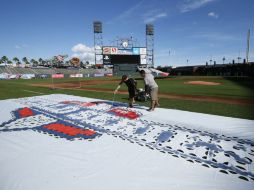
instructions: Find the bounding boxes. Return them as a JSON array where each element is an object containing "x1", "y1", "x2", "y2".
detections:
[{"x1": 0, "y1": 94, "x2": 254, "y2": 190}]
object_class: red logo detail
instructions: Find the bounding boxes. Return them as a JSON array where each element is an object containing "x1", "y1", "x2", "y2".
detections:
[
  {"x1": 18, "y1": 107, "x2": 34, "y2": 118},
  {"x1": 111, "y1": 47, "x2": 117, "y2": 53},
  {"x1": 43, "y1": 123, "x2": 96, "y2": 137},
  {"x1": 109, "y1": 108, "x2": 139, "y2": 119},
  {"x1": 80, "y1": 102, "x2": 96, "y2": 107}
]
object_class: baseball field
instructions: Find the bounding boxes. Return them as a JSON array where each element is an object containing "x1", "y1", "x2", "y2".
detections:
[{"x1": 1, "y1": 76, "x2": 254, "y2": 119}]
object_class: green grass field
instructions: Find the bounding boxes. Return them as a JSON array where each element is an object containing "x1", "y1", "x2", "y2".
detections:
[{"x1": 0, "y1": 76, "x2": 253, "y2": 120}]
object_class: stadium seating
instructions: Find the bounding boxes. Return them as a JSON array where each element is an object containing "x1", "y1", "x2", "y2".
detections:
[{"x1": 0, "y1": 67, "x2": 112, "y2": 75}]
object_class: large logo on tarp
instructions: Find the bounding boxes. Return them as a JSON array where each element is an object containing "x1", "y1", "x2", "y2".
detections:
[
  {"x1": 0, "y1": 97, "x2": 254, "y2": 182},
  {"x1": 1, "y1": 107, "x2": 99, "y2": 140}
]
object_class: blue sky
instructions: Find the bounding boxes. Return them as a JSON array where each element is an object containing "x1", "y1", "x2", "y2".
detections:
[{"x1": 0, "y1": 0, "x2": 253, "y2": 66}]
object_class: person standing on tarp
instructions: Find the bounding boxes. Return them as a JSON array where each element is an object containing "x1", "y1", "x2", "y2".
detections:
[
  {"x1": 139, "y1": 70, "x2": 159, "y2": 111},
  {"x1": 114, "y1": 75, "x2": 137, "y2": 108}
]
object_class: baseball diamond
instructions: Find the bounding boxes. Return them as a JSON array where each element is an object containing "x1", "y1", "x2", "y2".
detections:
[{"x1": 1, "y1": 1, "x2": 254, "y2": 189}]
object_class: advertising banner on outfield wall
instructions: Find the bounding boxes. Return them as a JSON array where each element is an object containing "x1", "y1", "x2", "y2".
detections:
[
  {"x1": 52, "y1": 74, "x2": 64, "y2": 78},
  {"x1": 0, "y1": 73, "x2": 9, "y2": 79},
  {"x1": 36, "y1": 74, "x2": 49, "y2": 79},
  {"x1": 9, "y1": 74, "x2": 20, "y2": 79},
  {"x1": 70, "y1": 74, "x2": 83, "y2": 78},
  {"x1": 20, "y1": 74, "x2": 35, "y2": 79},
  {"x1": 94, "y1": 73, "x2": 104, "y2": 77}
]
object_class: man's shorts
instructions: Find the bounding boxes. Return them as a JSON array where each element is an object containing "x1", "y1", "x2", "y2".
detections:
[
  {"x1": 128, "y1": 88, "x2": 136, "y2": 99},
  {"x1": 150, "y1": 87, "x2": 158, "y2": 101}
]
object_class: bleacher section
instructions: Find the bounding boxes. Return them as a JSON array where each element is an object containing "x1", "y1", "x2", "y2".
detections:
[{"x1": 0, "y1": 66, "x2": 112, "y2": 79}]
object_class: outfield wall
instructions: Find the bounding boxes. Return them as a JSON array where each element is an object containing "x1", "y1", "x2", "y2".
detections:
[
  {"x1": 0, "y1": 67, "x2": 112, "y2": 80},
  {"x1": 0, "y1": 73, "x2": 113, "y2": 80}
]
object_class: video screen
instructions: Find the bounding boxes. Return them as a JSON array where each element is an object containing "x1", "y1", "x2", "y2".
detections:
[{"x1": 110, "y1": 55, "x2": 140, "y2": 64}]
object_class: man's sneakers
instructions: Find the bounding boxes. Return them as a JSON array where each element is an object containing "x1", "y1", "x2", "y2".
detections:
[{"x1": 147, "y1": 107, "x2": 155, "y2": 112}]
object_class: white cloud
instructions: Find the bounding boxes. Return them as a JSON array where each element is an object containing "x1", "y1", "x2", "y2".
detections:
[
  {"x1": 180, "y1": 0, "x2": 216, "y2": 13},
  {"x1": 72, "y1": 43, "x2": 94, "y2": 53},
  {"x1": 208, "y1": 11, "x2": 219, "y2": 18},
  {"x1": 15, "y1": 44, "x2": 28, "y2": 49},
  {"x1": 71, "y1": 43, "x2": 95, "y2": 63},
  {"x1": 107, "y1": 1, "x2": 144, "y2": 24},
  {"x1": 107, "y1": 1, "x2": 167, "y2": 24},
  {"x1": 143, "y1": 10, "x2": 167, "y2": 23}
]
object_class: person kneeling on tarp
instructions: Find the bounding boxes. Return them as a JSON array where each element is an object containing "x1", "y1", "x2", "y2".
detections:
[
  {"x1": 114, "y1": 75, "x2": 137, "y2": 108},
  {"x1": 139, "y1": 70, "x2": 159, "y2": 111}
]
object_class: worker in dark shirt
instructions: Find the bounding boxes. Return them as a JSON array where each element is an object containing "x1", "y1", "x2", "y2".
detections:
[{"x1": 114, "y1": 75, "x2": 137, "y2": 108}]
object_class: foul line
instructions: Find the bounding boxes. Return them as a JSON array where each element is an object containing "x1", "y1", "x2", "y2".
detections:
[{"x1": 23, "y1": 90, "x2": 45, "y2": 95}]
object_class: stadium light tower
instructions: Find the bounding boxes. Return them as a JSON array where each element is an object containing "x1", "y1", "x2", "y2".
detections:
[
  {"x1": 146, "y1": 24, "x2": 154, "y2": 68},
  {"x1": 246, "y1": 29, "x2": 250, "y2": 64},
  {"x1": 93, "y1": 21, "x2": 103, "y2": 65}
]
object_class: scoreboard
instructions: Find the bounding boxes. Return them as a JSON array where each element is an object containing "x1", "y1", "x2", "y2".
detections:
[
  {"x1": 102, "y1": 47, "x2": 147, "y2": 65},
  {"x1": 103, "y1": 55, "x2": 140, "y2": 64}
]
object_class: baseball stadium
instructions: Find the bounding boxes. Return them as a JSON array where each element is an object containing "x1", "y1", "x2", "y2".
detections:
[{"x1": 0, "y1": 1, "x2": 254, "y2": 190}]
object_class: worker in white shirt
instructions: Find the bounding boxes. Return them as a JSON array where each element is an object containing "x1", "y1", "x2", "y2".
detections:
[{"x1": 139, "y1": 70, "x2": 159, "y2": 111}]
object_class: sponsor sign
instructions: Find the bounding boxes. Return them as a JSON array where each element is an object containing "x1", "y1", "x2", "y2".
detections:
[
  {"x1": 111, "y1": 47, "x2": 118, "y2": 54},
  {"x1": 9, "y1": 74, "x2": 19, "y2": 79},
  {"x1": 94, "y1": 73, "x2": 104, "y2": 77},
  {"x1": 140, "y1": 54, "x2": 147, "y2": 65},
  {"x1": 103, "y1": 55, "x2": 111, "y2": 65},
  {"x1": 70, "y1": 74, "x2": 83, "y2": 78},
  {"x1": 140, "y1": 48, "x2": 147, "y2": 55},
  {"x1": 20, "y1": 74, "x2": 35, "y2": 79},
  {"x1": 132, "y1": 48, "x2": 140, "y2": 55},
  {"x1": 0, "y1": 73, "x2": 9, "y2": 79},
  {"x1": 103, "y1": 47, "x2": 111, "y2": 54},
  {"x1": 118, "y1": 49, "x2": 133, "y2": 55},
  {"x1": 52, "y1": 74, "x2": 64, "y2": 78},
  {"x1": 105, "y1": 73, "x2": 113, "y2": 77}
]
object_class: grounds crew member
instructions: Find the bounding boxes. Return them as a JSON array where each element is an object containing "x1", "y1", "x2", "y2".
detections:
[
  {"x1": 114, "y1": 75, "x2": 137, "y2": 108},
  {"x1": 139, "y1": 70, "x2": 159, "y2": 111}
]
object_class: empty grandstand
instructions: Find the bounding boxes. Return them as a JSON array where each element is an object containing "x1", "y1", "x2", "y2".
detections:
[{"x1": 0, "y1": 66, "x2": 112, "y2": 79}]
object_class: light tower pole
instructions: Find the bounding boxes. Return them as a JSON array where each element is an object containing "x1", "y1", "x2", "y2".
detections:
[
  {"x1": 93, "y1": 21, "x2": 103, "y2": 65},
  {"x1": 146, "y1": 24, "x2": 154, "y2": 68},
  {"x1": 246, "y1": 29, "x2": 250, "y2": 64}
]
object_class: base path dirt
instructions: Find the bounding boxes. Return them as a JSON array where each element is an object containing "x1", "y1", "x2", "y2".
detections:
[
  {"x1": 33, "y1": 79, "x2": 119, "y2": 88},
  {"x1": 31, "y1": 82, "x2": 254, "y2": 106},
  {"x1": 184, "y1": 81, "x2": 221, "y2": 86}
]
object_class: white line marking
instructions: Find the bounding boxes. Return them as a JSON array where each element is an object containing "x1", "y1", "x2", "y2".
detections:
[{"x1": 23, "y1": 90, "x2": 45, "y2": 95}]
